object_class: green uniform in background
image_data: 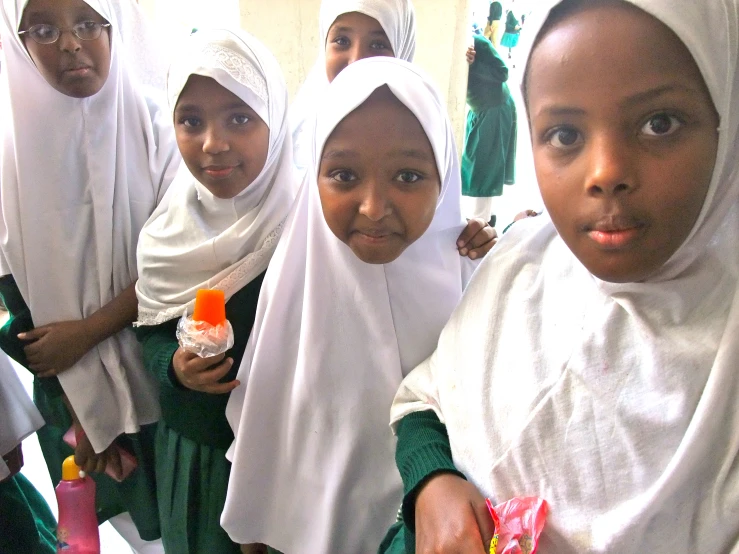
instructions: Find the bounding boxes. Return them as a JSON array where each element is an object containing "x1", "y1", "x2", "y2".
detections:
[{"x1": 462, "y1": 34, "x2": 517, "y2": 200}]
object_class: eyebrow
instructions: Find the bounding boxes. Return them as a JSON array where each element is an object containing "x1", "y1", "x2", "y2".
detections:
[
  {"x1": 321, "y1": 148, "x2": 433, "y2": 162},
  {"x1": 329, "y1": 26, "x2": 388, "y2": 37},
  {"x1": 175, "y1": 102, "x2": 251, "y2": 113},
  {"x1": 321, "y1": 148, "x2": 360, "y2": 160},
  {"x1": 619, "y1": 83, "x2": 700, "y2": 109},
  {"x1": 535, "y1": 83, "x2": 701, "y2": 119}
]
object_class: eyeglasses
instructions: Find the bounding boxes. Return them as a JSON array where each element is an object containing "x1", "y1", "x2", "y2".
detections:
[{"x1": 18, "y1": 21, "x2": 111, "y2": 45}]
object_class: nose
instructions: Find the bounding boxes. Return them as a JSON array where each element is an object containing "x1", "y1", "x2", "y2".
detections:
[
  {"x1": 202, "y1": 125, "x2": 230, "y2": 155},
  {"x1": 58, "y1": 30, "x2": 82, "y2": 53},
  {"x1": 584, "y1": 133, "x2": 636, "y2": 197},
  {"x1": 358, "y1": 180, "x2": 392, "y2": 222}
]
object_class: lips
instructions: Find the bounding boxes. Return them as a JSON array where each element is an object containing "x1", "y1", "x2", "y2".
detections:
[
  {"x1": 584, "y1": 215, "x2": 645, "y2": 249},
  {"x1": 63, "y1": 63, "x2": 92, "y2": 74},
  {"x1": 202, "y1": 165, "x2": 238, "y2": 179}
]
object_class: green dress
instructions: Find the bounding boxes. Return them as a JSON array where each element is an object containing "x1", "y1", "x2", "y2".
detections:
[
  {"x1": 462, "y1": 34, "x2": 517, "y2": 198},
  {"x1": 134, "y1": 272, "x2": 265, "y2": 554},
  {"x1": 0, "y1": 274, "x2": 161, "y2": 541},
  {"x1": 0, "y1": 472, "x2": 57, "y2": 554}
]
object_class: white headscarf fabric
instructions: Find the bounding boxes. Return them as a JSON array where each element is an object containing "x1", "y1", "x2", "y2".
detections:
[
  {"x1": 391, "y1": 1, "x2": 739, "y2": 552},
  {"x1": 222, "y1": 57, "x2": 469, "y2": 553},
  {"x1": 0, "y1": 354, "x2": 44, "y2": 480},
  {"x1": 135, "y1": 29, "x2": 297, "y2": 326},
  {"x1": 0, "y1": 0, "x2": 179, "y2": 452},
  {"x1": 289, "y1": 0, "x2": 416, "y2": 174}
]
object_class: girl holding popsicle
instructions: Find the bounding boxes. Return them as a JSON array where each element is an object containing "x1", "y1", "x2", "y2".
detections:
[{"x1": 133, "y1": 29, "x2": 297, "y2": 553}]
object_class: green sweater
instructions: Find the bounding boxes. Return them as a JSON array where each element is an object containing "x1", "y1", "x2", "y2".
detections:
[
  {"x1": 395, "y1": 410, "x2": 462, "y2": 554},
  {"x1": 0, "y1": 274, "x2": 64, "y2": 398},
  {"x1": 134, "y1": 272, "x2": 265, "y2": 450}
]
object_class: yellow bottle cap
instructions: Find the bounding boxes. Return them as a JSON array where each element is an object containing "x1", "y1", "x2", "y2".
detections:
[{"x1": 61, "y1": 455, "x2": 82, "y2": 481}]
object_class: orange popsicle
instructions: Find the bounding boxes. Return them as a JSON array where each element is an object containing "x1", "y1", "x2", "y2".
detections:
[{"x1": 192, "y1": 289, "x2": 226, "y2": 326}]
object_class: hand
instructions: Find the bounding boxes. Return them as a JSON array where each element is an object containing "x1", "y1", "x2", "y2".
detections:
[
  {"x1": 415, "y1": 473, "x2": 494, "y2": 554},
  {"x1": 19, "y1": 320, "x2": 95, "y2": 378},
  {"x1": 466, "y1": 46, "x2": 476, "y2": 64},
  {"x1": 74, "y1": 431, "x2": 123, "y2": 480},
  {"x1": 172, "y1": 348, "x2": 239, "y2": 394},
  {"x1": 513, "y1": 209, "x2": 539, "y2": 222},
  {"x1": 457, "y1": 218, "x2": 498, "y2": 259}
]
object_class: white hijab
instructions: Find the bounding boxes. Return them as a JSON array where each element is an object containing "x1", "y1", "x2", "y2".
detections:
[
  {"x1": 0, "y1": 0, "x2": 179, "y2": 452},
  {"x1": 135, "y1": 29, "x2": 297, "y2": 326},
  {"x1": 222, "y1": 57, "x2": 469, "y2": 553},
  {"x1": 0, "y1": 354, "x2": 44, "y2": 480},
  {"x1": 392, "y1": 1, "x2": 739, "y2": 552},
  {"x1": 289, "y1": 0, "x2": 416, "y2": 174}
]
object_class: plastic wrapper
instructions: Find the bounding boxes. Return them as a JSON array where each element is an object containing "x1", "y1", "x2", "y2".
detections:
[
  {"x1": 486, "y1": 497, "x2": 548, "y2": 554},
  {"x1": 176, "y1": 314, "x2": 234, "y2": 358}
]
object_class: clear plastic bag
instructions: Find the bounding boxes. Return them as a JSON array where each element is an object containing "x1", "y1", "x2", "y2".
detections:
[
  {"x1": 487, "y1": 497, "x2": 548, "y2": 554},
  {"x1": 176, "y1": 314, "x2": 234, "y2": 358}
]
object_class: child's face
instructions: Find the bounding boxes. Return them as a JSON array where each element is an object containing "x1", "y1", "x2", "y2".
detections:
[
  {"x1": 174, "y1": 75, "x2": 269, "y2": 199},
  {"x1": 318, "y1": 86, "x2": 440, "y2": 264},
  {"x1": 20, "y1": 0, "x2": 111, "y2": 98},
  {"x1": 325, "y1": 12, "x2": 394, "y2": 83},
  {"x1": 527, "y1": 2, "x2": 719, "y2": 283}
]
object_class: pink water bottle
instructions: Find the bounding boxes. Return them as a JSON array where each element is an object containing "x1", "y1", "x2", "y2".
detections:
[{"x1": 55, "y1": 455, "x2": 101, "y2": 553}]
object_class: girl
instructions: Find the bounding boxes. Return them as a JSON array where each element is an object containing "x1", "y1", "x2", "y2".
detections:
[
  {"x1": 290, "y1": 0, "x2": 494, "y2": 259},
  {"x1": 222, "y1": 57, "x2": 485, "y2": 553},
  {"x1": 483, "y1": 1, "x2": 504, "y2": 47},
  {"x1": 0, "y1": 0, "x2": 178, "y2": 547},
  {"x1": 134, "y1": 29, "x2": 296, "y2": 553},
  {"x1": 500, "y1": 4, "x2": 521, "y2": 60},
  {"x1": 462, "y1": 32, "x2": 517, "y2": 226},
  {"x1": 290, "y1": 0, "x2": 415, "y2": 176},
  {"x1": 387, "y1": 0, "x2": 739, "y2": 552}
]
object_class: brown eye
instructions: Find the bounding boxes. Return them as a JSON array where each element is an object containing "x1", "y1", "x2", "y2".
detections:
[
  {"x1": 547, "y1": 127, "x2": 581, "y2": 148},
  {"x1": 642, "y1": 113, "x2": 682, "y2": 137}
]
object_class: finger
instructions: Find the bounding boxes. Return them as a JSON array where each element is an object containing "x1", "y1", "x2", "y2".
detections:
[
  {"x1": 473, "y1": 502, "x2": 497, "y2": 550},
  {"x1": 18, "y1": 327, "x2": 50, "y2": 341},
  {"x1": 456, "y1": 218, "x2": 487, "y2": 249},
  {"x1": 184, "y1": 352, "x2": 227, "y2": 374},
  {"x1": 107, "y1": 447, "x2": 123, "y2": 480},
  {"x1": 199, "y1": 379, "x2": 241, "y2": 395},
  {"x1": 94, "y1": 455, "x2": 107, "y2": 475},
  {"x1": 192, "y1": 359, "x2": 234, "y2": 386},
  {"x1": 35, "y1": 368, "x2": 60, "y2": 379}
]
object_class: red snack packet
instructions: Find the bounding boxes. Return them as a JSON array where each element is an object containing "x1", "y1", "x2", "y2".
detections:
[{"x1": 486, "y1": 496, "x2": 548, "y2": 554}]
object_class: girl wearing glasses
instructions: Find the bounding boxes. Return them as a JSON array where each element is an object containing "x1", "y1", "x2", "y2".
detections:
[{"x1": 0, "y1": 0, "x2": 179, "y2": 550}]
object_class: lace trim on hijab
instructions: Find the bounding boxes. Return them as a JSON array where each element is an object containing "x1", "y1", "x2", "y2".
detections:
[
  {"x1": 135, "y1": 221, "x2": 285, "y2": 327},
  {"x1": 197, "y1": 44, "x2": 269, "y2": 107}
]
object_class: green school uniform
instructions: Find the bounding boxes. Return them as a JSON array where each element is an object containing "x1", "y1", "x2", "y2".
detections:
[
  {"x1": 134, "y1": 272, "x2": 265, "y2": 554},
  {"x1": 462, "y1": 34, "x2": 517, "y2": 199},
  {"x1": 378, "y1": 410, "x2": 461, "y2": 554},
  {"x1": 0, "y1": 472, "x2": 57, "y2": 554},
  {"x1": 0, "y1": 275, "x2": 161, "y2": 541}
]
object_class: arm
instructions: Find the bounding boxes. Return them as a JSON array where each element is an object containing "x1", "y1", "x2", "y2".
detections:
[
  {"x1": 395, "y1": 411, "x2": 493, "y2": 554},
  {"x1": 19, "y1": 283, "x2": 139, "y2": 377}
]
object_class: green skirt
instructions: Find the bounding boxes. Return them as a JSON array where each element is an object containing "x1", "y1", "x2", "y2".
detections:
[
  {"x1": 0, "y1": 472, "x2": 57, "y2": 554},
  {"x1": 462, "y1": 97, "x2": 517, "y2": 198},
  {"x1": 155, "y1": 422, "x2": 240, "y2": 553},
  {"x1": 33, "y1": 378, "x2": 161, "y2": 541}
]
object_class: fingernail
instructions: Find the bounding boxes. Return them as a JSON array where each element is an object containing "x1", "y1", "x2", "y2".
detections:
[
  {"x1": 470, "y1": 252, "x2": 478, "y2": 259},
  {"x1": 457, "y1": 240, "x2": 464, "y2": 247},
  {"x1": 460, "y1": 248, "x2": 468, "y2": 256}
]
